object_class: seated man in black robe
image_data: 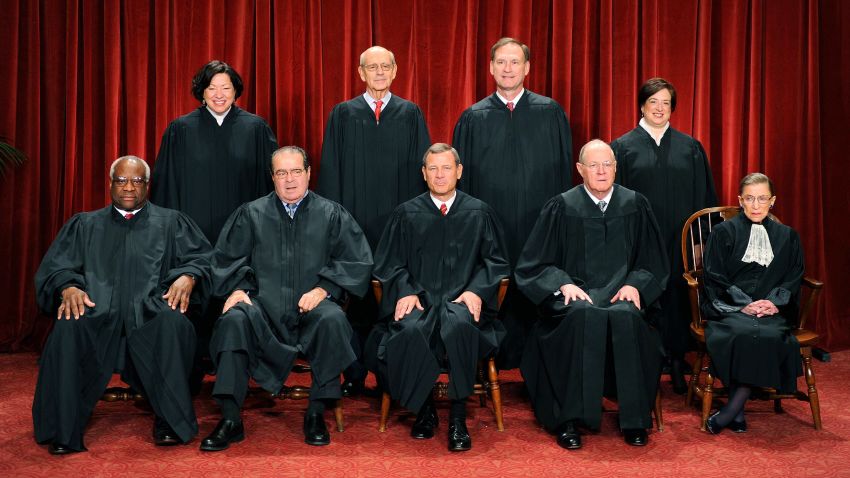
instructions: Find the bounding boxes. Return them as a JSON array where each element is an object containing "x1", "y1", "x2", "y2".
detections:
[
  {"x1": 200, "y1": 146, "x2": 373, "y2": 451},
  {"x1": 33, "y1": 155, "x2": 213, "y2": 455},
  {"x1": 368, "y1": 143, "x2": 510, "y2": 452},
  {"x1": 516, "y1": 139, "x2": 668, "y2": 449}
]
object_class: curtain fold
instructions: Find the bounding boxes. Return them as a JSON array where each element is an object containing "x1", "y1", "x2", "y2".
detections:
[{"x1": 0, "y1": 0, "x2": 846, "y2": 351}]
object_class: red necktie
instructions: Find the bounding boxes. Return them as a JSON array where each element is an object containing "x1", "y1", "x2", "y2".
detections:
[
  {"x1": 507, "y1": 101, "x2": 514, "y2": 112},
  {"x1": 124, "y1": 213, "x2": 134, "y2": 220},
  {"x1": 440, "y1": 203, "x2": 447, "y2": 216},
  {"x1": 375, "y1": 100, "x2": 383, "y2": 123}
]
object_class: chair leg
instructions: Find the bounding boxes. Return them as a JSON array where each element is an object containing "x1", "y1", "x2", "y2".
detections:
[
  {"x1": 487, "y1": 358, "x2": 504, "y2": 431},
  {"x1": 334, "y1": 400, "x2": 344, "y2": 432},
  {"x1": 378, "y1": 392, "x2": 391, "y2": 432},
  {"x1": 478, "y1": 362, "x2": 487, "y2": 407},
  {"x1": 701, "y1": 370, "x2": 714, "y2": 431},
  {"x1": 802, "y1": 347, "x2": 823, "y2": 430},
  {"x1": 687, "y1": 350, "x2": 703, "y2": 406},
  {"x1": 654, "y1": 389, "x2": 664, "y2": 432}
]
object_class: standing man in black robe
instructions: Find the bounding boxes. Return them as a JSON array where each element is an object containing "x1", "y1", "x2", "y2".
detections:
[
  {"x1": 33, "y1": 156, "x2": 213, "y2": 455},
  {"x1": 452, "y1": 37, "x2": 573, "y2": 370},
  {"x1": 369, "y1": 143, "x2": 510, "y2": 452},
  {"x1": 516, "y1": 140, "x2": 668, "y2": 449},
  {"x1": 200, "y1": 146, "x2": 373, "y2": 452},
  {"x1": 318, "y1": 46, "x2": 431, "y2": 395}
]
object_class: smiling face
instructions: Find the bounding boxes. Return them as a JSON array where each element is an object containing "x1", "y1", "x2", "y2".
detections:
[
  {"x1": 739, "y1": 182, "x2": 775, "y2": 223},
  {"x1": 271, "y1": 150, "x2": 310, "y2": 204},
  {"x1": 203, "y1": 72, "x2": 236, "y2": 114},
  {"x1": 358, "y1": 47, "x2": 397, "y2": 98},
  {"x1": 422, "y1": 150, "x2": 462, "y2": 202},
  {"x1": 110, "y1": 159, "x2": 149, "y2": 210},
  {"x1": 640, "y1": 88, "x2": 672, "y2": 128},
  {"x1": 490, "y1": 43, "x2": 530, "y2": 97}
]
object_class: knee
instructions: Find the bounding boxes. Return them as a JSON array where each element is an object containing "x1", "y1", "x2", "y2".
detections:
[
  {"x1": 309, "y1": 306, "x2": 348, "y2": 333},
  {"x1": 214, "y1": 309, "x2": 250, "y2": 337}
]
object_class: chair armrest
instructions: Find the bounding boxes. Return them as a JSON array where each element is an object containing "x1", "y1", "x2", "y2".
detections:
[{"x1": 803, "y1": 276, "x2": 823, "y2": 290}]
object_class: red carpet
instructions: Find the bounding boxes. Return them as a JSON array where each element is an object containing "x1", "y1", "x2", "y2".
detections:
[{"x1": 2, "y1": 351, "x2": 849, "y2": 477}]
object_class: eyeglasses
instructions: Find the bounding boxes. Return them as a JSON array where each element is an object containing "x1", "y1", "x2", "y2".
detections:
[
  {"x1": 361, "y1": 63, "x2": 394, "y2": 73},
  {"x1": 112, "y1": 176, "x2": 147, "y2": 187},
  {"x1": 273, "y1": 168, "x2": 306, "y2": 179},
  {"x1": 740, "y1": 195, "x2": 773, "y2": 205},
  {"x1": 580, "y1": 161, "x2": 615, "y2": 171}
]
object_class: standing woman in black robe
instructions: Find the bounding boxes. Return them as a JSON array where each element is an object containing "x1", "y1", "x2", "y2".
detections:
[
  {"x1": 150, "y1": 60, "x2": 278, "y2": 387},
  {"x1": 701, "y1": 173, "x2": 804, "y2": 434},
  {"x1": 611, "y1": 78, "x2": 717, "y2": 393}
]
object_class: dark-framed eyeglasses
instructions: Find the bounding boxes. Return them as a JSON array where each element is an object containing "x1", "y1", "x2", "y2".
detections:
[
  {"x1": 273, "y1": 168, "x2": 306, "y2": 179},
  {"x1": 112, "y1": 176, "x2": 147, "y2": 187},
  {"x1": 361, "y1": 63, "x2": 394, "y2": 73}
]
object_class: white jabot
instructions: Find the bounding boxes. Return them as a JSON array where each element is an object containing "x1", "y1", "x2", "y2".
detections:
[{"x1": 741, "y1": 223, "x2": 774, "y2": 267}]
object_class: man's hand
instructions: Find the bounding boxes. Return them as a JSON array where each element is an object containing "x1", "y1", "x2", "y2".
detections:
[
  {"x1": 222, "y1": 290, "x2": 253, "y2": 314},
  {"x1": 162, "y1": 274, "x2": 195, "y2": 314},
  {"x1": 742, "y1": 300, "x2": 779, "y2": 318},
  {"x1": 559, "y1": 284, "x2": 593, "y2": 306},
  {"x1": 394, "y1": 295, "x2": 424, "y2": 321},
  {"x1": 611, "y1": 285, "x2": 641, "y2": 310},
  {"x1": 453, "y1": 291, "x2": 483, "y2": 323},
  {"x1": 58, "y1": 286, "x2": 95, "y2": 320},
  {"x1": 298, "y1": 287, "x2": 328, "y2": 314}
]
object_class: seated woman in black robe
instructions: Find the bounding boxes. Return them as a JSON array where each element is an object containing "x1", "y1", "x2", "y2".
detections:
[{"x1": 701, "y1": 173, "x2": 804, "y2": 434}]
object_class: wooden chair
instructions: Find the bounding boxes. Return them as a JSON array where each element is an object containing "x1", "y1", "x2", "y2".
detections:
[
  {"x1": 681, "y1": 206, "x2": 823, "y2": 430},
  {"x1": 373, "y1": 278, "x2": 509, "y2": 432}
]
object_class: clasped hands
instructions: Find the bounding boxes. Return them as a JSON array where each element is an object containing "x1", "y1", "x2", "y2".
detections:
[
  {"x1": 741, "y1": 299, "x2": 778, "y2": 318},
  {"x1": 222, "y1": 287, "x2": 328, "y2": 315},
  {"x1": 57, "y1": 274, "x2": 196, "y2": 320},
  {"x1": 394, "y1": 290, "x2": 483, "y2": 323},
  {"x1": 559, "y1": 283, "x2": 642, "y2": 310}
]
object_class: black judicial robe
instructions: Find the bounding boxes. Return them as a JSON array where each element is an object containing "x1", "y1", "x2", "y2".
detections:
[
  {"x1": 32, "y1": 204, "x2": 212, "y2": 451},
  {"x1": 702, "y1": 215, "x2": 803, "y2": 393},
  {"x1": 612, "y1": 126, "x2": 717, "y2": 357},
  {"x1": 151, "y1": 105, "x2": 277, "y2": 244},
  {"x1": 210, "y1": 191, "x2": 373, "y2": 395},
  {"x1": 453, "y1": 90, "x2": 573, "y2": 369},
  {"x1": 318, "y1": 94, "x2": 431, "y2": 250},
  {"x1": 516, "y1": 185, "x2": 668, "y2": 431},
  {"x1": 368, "y1": 191, "x2": 510, "y2": 413}
]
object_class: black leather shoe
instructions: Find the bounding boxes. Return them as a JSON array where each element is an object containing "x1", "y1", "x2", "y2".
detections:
[
  {"x1": 555, "y1": 422, "x2": 582, "y2": 450},
  {"x1": 48, "y1": 443, "x2": 77, "y2": 455},
  {"x1": 728, "y1": 419, "x2": 748, "y2": 433},
  {"x1": 623, "y1": 428, "x2": 648, "y2": 446},
  {"x1": 706, "y1": 411, "x2": 724, "y2": 435},
  {"x1": 447, "y1": 418, "x2": 471, "y2": 452},
  {"x1": 153, "y1": 416, "x2": 181, "y2": 446},
  {"x1": 303, "y1": 412, "x2": 330, "y2": 446},
  {"x1": 411, "y1": 403, "x2": 438, "y2": 439},
  {"x1": 199, "y1": 419, "x2": 244, "y2": 452}
]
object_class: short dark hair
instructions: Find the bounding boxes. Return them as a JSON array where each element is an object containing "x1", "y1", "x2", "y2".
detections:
[
  {"x1": 490, "y1": 37, "x2": 530, "y2": 62},
  {"x1": 191, "y1": 60, "x2": 244, "y2": 102},
  {"x1": 739, "y1": 172, "x2": 774, "y2": 196},
  {"x1": 271, "y1": 146, "x2": 310, "y2": 172},
  {"x1": 638, "y1": 77, "x2": 677, "y2": 112},
  {"x1": 422, "y1": 143, "x2": 461, "y2": 167}
]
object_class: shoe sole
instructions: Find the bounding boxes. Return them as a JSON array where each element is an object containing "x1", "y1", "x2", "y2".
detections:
[
  {"x1": 199, "y1": 433, "x2": 245, "y2": 452},
  {"x1": 305, "y1": 438, "x2": 331, "y2": 446}
]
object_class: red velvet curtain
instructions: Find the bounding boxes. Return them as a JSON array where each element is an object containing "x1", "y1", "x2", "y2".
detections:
[{"x1": 1, "y1": 0, "x2": 847, "y2": 351}]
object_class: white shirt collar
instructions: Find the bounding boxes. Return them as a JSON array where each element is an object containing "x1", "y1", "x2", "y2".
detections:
[
  {"x1": 363, "y1": 92, "x2": 392, "y2": 111},
  {"x1": 114, "y1": 204, "x2": 145, "y2": 217},
  {"x1": 206, "y1": 105, "x2": 232, "y2": 126},
  {"x1": 496, "y1": 88, "x2": 525, "y2": 107},
  {"x1": 638, "y1": 117, "x2": 670, "y2": 146},
  {"x1": 582, "y1": 185, "x2": 613, "y2": 212},
  {"x1": 430, "y1": 191, "x2": 457, "y2": 213}
]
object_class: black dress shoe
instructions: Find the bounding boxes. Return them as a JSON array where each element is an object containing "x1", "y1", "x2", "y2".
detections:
[
  {"x1": 623, "y1": 428, "x2": 648, "y2": 446},
  {"x1": 48, "y1": 443, "x2": 77, "y2": 455},
  {"x1": 153, "y1": 416, "x2": 181, "y2": 446},
  {"x1": 555, "y1": 422, "x2": 582, "y2": 450},
  {"x1": 200, "y1": 419, "x2": 244, "y2": 452},
  {"x1": 303, "y1": 412, "x2": 330, "y2": 446},
  {"x1": 706, "y1": 411, "x2": 724, "y2": 435},
  {"x1": 728, "y1": 419, "x2": 748, "y2": 433},
  {"x1": 447, "y1": 418, "x2": 471, "y2": 452},
  {"x1": 411, "y1": 403, "x2": 438, "y2": 439}
]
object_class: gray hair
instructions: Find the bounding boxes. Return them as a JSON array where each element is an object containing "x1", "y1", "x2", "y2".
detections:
[
  {"x1": 421, "y1": 143, "x2": 461, "y2": 167},
  {"x1": 578, "y1": 139, "x2": 615, "y2": 164},
  {"x1": 739, "y1": 172, "x2": 774, "y2": 196},
  {"x1": 359, "y1": 46, "x2": 396, "y2": 66},
  {"x1": 109, "y1": 155, "x2": 150, "y2": 180},
  {"x1": 271, "y1": 145, "x2": 310, "y2": 171}
]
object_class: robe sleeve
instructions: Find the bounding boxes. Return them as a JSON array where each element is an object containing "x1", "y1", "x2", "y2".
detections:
[
  {"x1": 464, "y1": 210, "x2": 511, "y2": 309},
  {"x1": 373, "y1": 209, "x2": 426, "y2": 318},
  {"x1": 34, "y1": 214, "x2": 89, "y2": 314},
  {"x1": 150, "y1": 121, "x2": 182, "y2": 209},
  {"x1": 255, "y1": 120, "x2": 277, "y2": 197},
  {"x1": 317, "y1": 105, "x2": 344, "y2": 203},
  {"x1": 452, "y1": 110, "x2": 474, "y2": 193},
  {"x1": 162, "y1": 212, "x2": 214, "y2": 307},
  {"x1": 693, "y1": 140, "x2": 718, "y2": 208},
  {"x1": 701, "y1": 225, "x2": 746, "y2": 317},
  {"x1": 623, "y1": 195, "x2": 669, "y2": 305},
  {"x1": 515, "y1": 197, "x2": 575, "y2": 304},
  {"x1": 315, "y1": 206, "x2": 374, "y2": 299},
  {"x1": 211, "y1": 205, "x2": 259, "y2": 298},
  {"x1": 407, "y1": 106, "x2": 431, "y2": 196}
]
